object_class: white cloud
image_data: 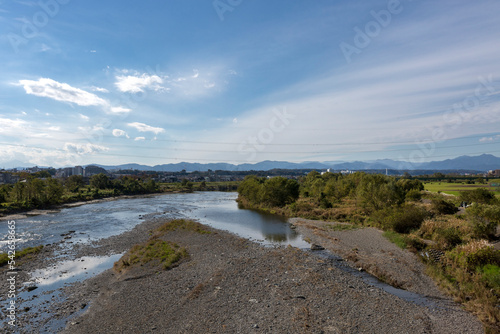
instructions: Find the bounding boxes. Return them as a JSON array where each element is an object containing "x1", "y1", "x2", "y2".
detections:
[
  {"x1": 18, "y1": 78, "x2": 108, "y2": 107},
  {"x1": 0, "y1": 117, "x2": 27, "y2": 132},
  {"x1": 89, "y1": 86, "x2": 109, "y2": 93},
  {"x1": 63, "y1": 143, "x2": 109, "y2": 155},
  {"x1": 115, "y1": 73, "x2": 164, "y2": 93},
  {"x1": 79, "y1": 114, "x2": 90, "y2": 121},
  {"x1": 110, "y1": 106, "x2": 132, "y2": 114},
  {"x1": 127, "y1": 122, "x2": 165, "y2": 134},
  {"x1": 134, "y1": 137, "x2": 145, "y2": 141},
  {"x1": 112, "y1": 129, "x2": 129, "y2": 138}
]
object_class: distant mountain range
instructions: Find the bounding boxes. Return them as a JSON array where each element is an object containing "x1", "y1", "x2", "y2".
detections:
[
  {"x1": 2, "y1": 154, "x2": 499, "y2": 172},
  {"x1": 89, "y1": 154, "x2": 500, "y2": 172}
]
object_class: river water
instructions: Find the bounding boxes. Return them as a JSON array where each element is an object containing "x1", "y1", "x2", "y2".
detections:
[{"x1": 0, "y1": 192, "x2": 308, "y2": 252}]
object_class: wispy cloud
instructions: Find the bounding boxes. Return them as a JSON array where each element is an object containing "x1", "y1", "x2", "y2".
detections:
[
  {"x1": 18, "y1": 78, "x2": 107, "y2": 107},
  {"x1": 112, "y1": 129, "x2": 129, "y2": 138},
  {"x1": 0, "y1": 117, "x2": 27, "y2": 133},
  {"x1": 127, "y1": 122, "x2": 165, "y2": 134},
  {"x1": 63, "y1": 142, "x2": 109, "y2": 154},
  {"x1": 110, "y1": 106, "x2": 132, "y2": 114},
  {"x1": 115, "y1": 72, "x2": 165, "y2": 93},
  {"x1": 88, "y1": 86, "x2": 109, "y2": 93},
  {"x1": 134, "y1": 137, "x2": 145, "y2": 141}
]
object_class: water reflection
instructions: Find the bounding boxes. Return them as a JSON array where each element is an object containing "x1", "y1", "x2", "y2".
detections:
[{"x1": 189, "y1": 193, "x2": 309, "y2": 248}]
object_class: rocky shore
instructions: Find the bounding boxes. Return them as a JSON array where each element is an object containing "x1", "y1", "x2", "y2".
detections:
[{"x1": 1, "y1": 215, "x2": 484, "y2": 333}]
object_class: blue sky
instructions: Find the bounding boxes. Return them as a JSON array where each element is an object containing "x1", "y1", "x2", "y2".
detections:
[{"x1": 1, "y1": 0, "x2": 500, "y2": 168}]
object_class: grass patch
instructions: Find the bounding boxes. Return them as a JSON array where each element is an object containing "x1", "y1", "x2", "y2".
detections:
[
  {"x1": 382, "y1": 231, "x2": 407, "y2": 249},
  {"x1": 0, "y1": 245, "x2": 44, "y2": 267},
  {"x1": 114, "y1": 238, "x2": 188, "y2": 272},
  {"x1": 155, "y1": 219, "x2": 212, "y2": 235},
  {"x1": 424, "y1": 181, "x2": 500, "y2": 197},
  {"x1": 326, "y1": 223, "x2": 359, "y2": 231}
]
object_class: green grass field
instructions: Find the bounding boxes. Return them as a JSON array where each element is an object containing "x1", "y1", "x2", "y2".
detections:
[{"x1": 424, "y1": 181, "x2": 500, "y2": 197}]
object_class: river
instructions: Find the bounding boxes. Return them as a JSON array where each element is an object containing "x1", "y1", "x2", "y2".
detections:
[{"x1": 0, "y1": 192, "x2": 308, "y2": 253}]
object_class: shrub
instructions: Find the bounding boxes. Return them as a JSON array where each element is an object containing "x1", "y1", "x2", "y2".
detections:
[
  {"x1": 434, "y1": 227, "x2": 463, "y2": 249},
  {"x1": 405, "y1": 189, "x2": 422, "y2": 201},
  {"x1": 459, "y1": 188, "x2": 497, "y2": 205},
  {"x1": 372, "y1": 204, "x2": 428, "y2": 233},
  {"x1": 478, "y1": 264, "x2": 500, "y2": 289},
  {"x1": 466, "y1": 204, "x2": 500, "y2": 239},
  {"x1": 447, "y1": 240, "x2": 500, "y2": 271},
  {"x1": 431, "y1": 199, "x2": 458, "y2": 215}
]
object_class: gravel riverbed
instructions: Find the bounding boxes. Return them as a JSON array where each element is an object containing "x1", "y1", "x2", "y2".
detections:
[{"x1": 1, "y1": 215, "x2": 484, "y2": 333}]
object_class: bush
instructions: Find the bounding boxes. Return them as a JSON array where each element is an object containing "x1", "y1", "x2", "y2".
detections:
[
  {"x1": 447, "y1": 240, "x2": 500, "y2": 271},
  {"x1": 431, "y1": 199, "x2": 458, "y2": 215},
  {"x1": 478, "y1": 264, "x2": 500, "y2": 289},
  {"x1": 405, "y1": 189, "x2": 422, "y2": 201},
  {"x1": 466, "y1": 204, "x2": 500, "y2": 239},
  {"x1": 434, "y1": 227, "x2": 463, "y2": 249},
  {"x1": 459, "y1": 188, "x2": 497, "y2": 205},
  {"x1": 372, "y1": 204, "x2": 428, "y2": 233}
]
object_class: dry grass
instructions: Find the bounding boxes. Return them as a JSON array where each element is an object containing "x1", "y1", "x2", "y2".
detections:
[{"x1": 425, "y1": 240, "x2": 500, "y2": 332}]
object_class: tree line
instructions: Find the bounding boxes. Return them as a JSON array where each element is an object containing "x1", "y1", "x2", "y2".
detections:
[{"x1": 0, "y1": 173, "x2": 160, "y2": 211}]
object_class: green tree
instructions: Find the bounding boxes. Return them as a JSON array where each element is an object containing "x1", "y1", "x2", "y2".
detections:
[
  {"x1": 260, "y1": 177, "x2": 299, "y2": 207},
  {"x1": 11, "y1": 182, "x2": 26, "y2": 203},
  {"x1": 90, "y1": 173, "x2": 110, "y2": 190},
  {"x1": 65, "y1": 175, "x2": 85, "y2": 192},
  {"x1": 45, "y1": 178, "x2": 64, "y2": 203},
  {"x1": 238, "y1": 175, "x2": 265, "y2": 204}
]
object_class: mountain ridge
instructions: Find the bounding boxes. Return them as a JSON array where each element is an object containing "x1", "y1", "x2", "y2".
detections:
[{"x1": 88, "y1": 154, "x2": 500, "y2": 172}]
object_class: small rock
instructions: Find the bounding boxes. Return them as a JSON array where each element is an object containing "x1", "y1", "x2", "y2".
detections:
[
  {"x1": 27, "y1": 286, "x2": 38, "y2": 292},
  {"x1": 311, "y1": 244, "x2": 325, "y2": 251}
]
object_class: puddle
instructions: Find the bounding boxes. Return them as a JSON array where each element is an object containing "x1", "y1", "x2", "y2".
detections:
[{"x1": 1, "y1": 254, "x2": 123, "y2": 333}]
